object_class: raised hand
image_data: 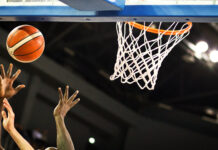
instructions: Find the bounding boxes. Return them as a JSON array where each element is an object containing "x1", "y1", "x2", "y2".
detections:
[
  {"x1": 0, "y1": 63, "x2": 25, "y2": 99},
  {"x1": 53, "y1": 86, "x2": 79, "y2": 150},
  {"x1": 1, "y1": 99, "x2": 34, "y2": 150},
  {"x1": 53, "y1": 86, "x2": 80, "y2": 118},
  {"x1": 2, "y1": 98, "x2": 15, "y2": 132}
]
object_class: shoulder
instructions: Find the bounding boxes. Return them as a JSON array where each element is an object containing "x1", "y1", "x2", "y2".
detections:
[{"x1": 45, "y1": 147, "x2": 58, "y2": 150}]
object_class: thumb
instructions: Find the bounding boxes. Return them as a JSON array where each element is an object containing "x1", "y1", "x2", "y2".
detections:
[
  {"x1": 0, "y1": 76, "x2": 2, "y2": 83},
  {"x1": 2, "y1": 111, "x2": 7, "y2": 120},
  {"x1": 15, "y1": 84, "x2": 25, "y2": 93}
]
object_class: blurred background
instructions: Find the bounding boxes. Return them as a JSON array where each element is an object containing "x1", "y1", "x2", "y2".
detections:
[{"x1": 0, "y1": 22, "x2": 218, "y2": 150}]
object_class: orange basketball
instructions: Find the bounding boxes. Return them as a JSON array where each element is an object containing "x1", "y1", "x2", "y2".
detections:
[{"x1": 6, "y1": 25, "x2": 45, "y2": 63}]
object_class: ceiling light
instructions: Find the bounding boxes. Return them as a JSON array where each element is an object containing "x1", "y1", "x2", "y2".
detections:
[
  {"x1": 209, "y1": 50, "x2": 218, "y2": 63},
  {"x1": 195, "y1": 41, "x2": 209, "y2": 53},
  {"x1": 89, "y1": 137, "x2": 95, "y2": 144}
]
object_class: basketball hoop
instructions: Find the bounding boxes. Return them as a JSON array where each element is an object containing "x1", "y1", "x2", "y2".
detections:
[{"x1": 110, "y1": 22, "x2": 192, "y2": 90}]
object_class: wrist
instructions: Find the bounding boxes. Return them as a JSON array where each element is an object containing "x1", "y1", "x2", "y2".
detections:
[
  {"x1": 7, "y1": 126, "x2": 16, "y2": 134},
  {"x1": 54, "y1": 115, "x2": 64, "y2": 120}
]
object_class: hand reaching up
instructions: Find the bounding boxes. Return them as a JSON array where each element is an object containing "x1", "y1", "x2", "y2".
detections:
[
  {"x1": 0, "y1": 63, "x2": 25, "y2": 99},
  {"x1": 2, "y1": 99, "x2": 34, "y2": 150},
  {"x1": 2, "y1": 98, "x2": 15, "y2": 132},
  {"x1": 53, "y1": 86, "x2": 80, "y2": 118}
]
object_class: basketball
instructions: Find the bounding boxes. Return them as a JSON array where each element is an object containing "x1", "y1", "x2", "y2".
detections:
[{"x1": 6, "y1": 25, "x2": 45, "y2": 63}]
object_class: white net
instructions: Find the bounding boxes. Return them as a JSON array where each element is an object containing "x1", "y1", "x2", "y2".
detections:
[{"x1": 110, "y1": 22, "x2": 192, "y2": 90}]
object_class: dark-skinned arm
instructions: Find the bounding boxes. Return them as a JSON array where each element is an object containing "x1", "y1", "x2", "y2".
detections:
[{"x1": 53, "y1": 86, "x2": 80, "y2": 150}]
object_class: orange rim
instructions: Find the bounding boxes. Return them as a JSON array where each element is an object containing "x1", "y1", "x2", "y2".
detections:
[{"x1": 128, "y1": 22, "x2": 192, "y2": 36}]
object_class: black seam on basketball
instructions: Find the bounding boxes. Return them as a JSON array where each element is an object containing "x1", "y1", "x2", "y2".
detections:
[
  {"x1": 14, "y1": 42, "x2": 44, "y2": 57},
  {"x1": 9, "y1": 31, "x2": 40, "y2": 48},
  {"x1": 13, "y1": 34, "x2": 43, "y2": 54}
]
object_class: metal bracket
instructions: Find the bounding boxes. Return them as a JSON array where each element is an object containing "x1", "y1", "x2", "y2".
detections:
[{"x1": 59, "y1": 0, "x2": 125, "y2": 11}]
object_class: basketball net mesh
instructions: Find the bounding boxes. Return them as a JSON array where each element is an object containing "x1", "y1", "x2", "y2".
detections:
[{"x1": 110, "y1": 22, "x2": 191, "y2": 90}]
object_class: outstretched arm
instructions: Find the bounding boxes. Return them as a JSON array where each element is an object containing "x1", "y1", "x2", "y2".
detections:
[
  {"x1": 53, "y1": 86, "x2": 80, "y2": 150},
  {"x1": 2, "y1": 98, "x2": 34, "y2": 150},
  {"x1": 0, "y1": 63, "x2": 25, "y2": 150}
]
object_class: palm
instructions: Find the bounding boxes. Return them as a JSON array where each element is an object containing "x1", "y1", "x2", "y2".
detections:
[
  {"x1": 2, "y1": 99, "x2": 15, "y2": 133},
  {"x1": 53, "y1": 86, "x2": 80, "y2": 118},
  {"x1": 54, "y1": 103, "x2": 71, "y2": 118},
  {"x1": 1, "y1": 78, "x2": 16, "y2": 98},
  {"x1": 3, "y1": 117, "x2": 9, "y2": 130},
  {"x1": 0, "y1": 64, "x2": 25, "y2": 99},
  {"x1": 2, "y1": 117, "x2": 14, "y2": 132}
]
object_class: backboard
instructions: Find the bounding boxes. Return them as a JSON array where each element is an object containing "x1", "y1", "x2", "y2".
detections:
[{"x1": 0, "y1": 0, "x2": 218, "y2": 22}]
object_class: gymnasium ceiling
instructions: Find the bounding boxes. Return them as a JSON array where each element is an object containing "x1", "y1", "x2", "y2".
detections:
[{"x1": 1, "y1": 22, "x2": 218, "y2": 121}]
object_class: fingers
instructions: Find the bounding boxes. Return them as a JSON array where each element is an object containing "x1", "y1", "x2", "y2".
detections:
[
  {"x1": 3, "y1": 98, "x2": 14, "y2": 117},
  {"x1": 59, "y1": 87, "x2": 80, "y2": 106},
  {"x1": 64, "y1": 85, "x2": 69, "y2": 101},
  {"x1": 70, "y1": 98, "x2": 80, "y2": 108},
  {"x1": 0, "y1": 63, "x2": 21, "y2": 80},
  {"x1": 58, "y1": 87, "x2": 63, "y2": 101},
  {"x1": 0, "y1": 76, "x2": 2, "y2": 88},
  {"x1": 68, "y1": 90, "x2": 79, "y2": 103},
  {"x1": 7, "y1": 63, "x2": 13, "y2": 78},
  {"x1": 15, "y1": 84, "x2": 25, "y2": 94},
  {"x1": 0, "y1": 64, "x2": 6, "y2": 78},
  {"x1": 11, "y1": 69, "x2": 21, "y2": 81},
  {"x1": 3, "y1": 98, "x2": 12, "y2": 110}
]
